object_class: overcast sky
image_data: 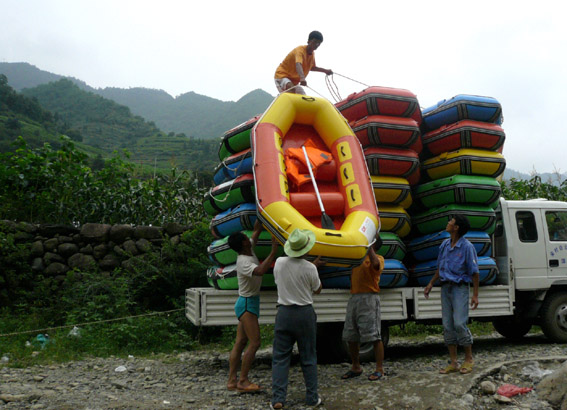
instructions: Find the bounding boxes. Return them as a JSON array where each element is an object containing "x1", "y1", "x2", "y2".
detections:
[{"x1": 1, "y1": 0, "x2": 566, "y2": 174}]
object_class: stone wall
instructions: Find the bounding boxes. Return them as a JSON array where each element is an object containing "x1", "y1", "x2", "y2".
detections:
[{"x1": 1, "y1": 220, "x2": 189, "y2": 279}]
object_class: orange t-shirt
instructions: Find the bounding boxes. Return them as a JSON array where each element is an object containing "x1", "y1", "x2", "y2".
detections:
[
  {"x1": 350, "y1": 254, "x2": 384, "y2": 294},
  {"x1": 274, "y1": 45, "x2": 316, "y2": 84}
]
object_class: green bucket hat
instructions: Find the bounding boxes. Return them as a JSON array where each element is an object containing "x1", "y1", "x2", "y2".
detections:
[{"x1": 284, "y1": 228, "x2": 316, "y2": 257}]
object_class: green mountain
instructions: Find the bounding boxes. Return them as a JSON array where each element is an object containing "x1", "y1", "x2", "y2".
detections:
[{"x1": 0, "y1": 62, "x2": 274, "y2": 139}]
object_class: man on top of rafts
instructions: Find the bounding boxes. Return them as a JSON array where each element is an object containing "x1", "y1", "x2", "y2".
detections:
[{"x1": 274, "y1": 30, "x2": 333, "y2": 95}]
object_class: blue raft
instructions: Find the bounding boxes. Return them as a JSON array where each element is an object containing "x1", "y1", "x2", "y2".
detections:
[
  {"x1": 210, "y1": 203, "x2": 258, "y2": 238},
  {"x1": 213, "y1": 148, "x2": 253, "y2": 186},
  {"x1": 320, "y1": 259, "x2": 408, "y2": 289},
  {"x1": 408, "y1": 230, "x2": 492, "y2": 261},
  {"x1": 411, "y1": 256, "x2": 498, "y2": 286},
  {"x1": 422, "y1": 95, "x2": 503, "y2": 132}
]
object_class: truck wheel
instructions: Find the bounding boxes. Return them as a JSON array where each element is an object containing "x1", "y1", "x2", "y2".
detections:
[
  {"x1": 540, "y1": 292, "x2": 567, "y2": 343},
  {"x1": 492, "y1": 317, "x2": 531, "y2": 339}
]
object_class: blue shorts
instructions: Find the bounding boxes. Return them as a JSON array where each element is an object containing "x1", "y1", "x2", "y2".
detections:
[{"x1": 234, "y1": 295, "x2": 260, "y2": 319}]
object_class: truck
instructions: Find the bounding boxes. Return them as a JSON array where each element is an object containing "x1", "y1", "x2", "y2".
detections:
[{"x1": 186, "y1": 198, "x2": 567, "y2": 361}]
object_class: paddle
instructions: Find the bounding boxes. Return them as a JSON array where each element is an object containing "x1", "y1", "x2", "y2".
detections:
[{"x1": 301, "y1": 145, "x2": 335, "y2": 230}]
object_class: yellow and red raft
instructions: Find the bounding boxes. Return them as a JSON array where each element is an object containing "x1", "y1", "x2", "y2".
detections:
[{"x1": 252, "y1": 93, "x2": 379, "y2": 267}]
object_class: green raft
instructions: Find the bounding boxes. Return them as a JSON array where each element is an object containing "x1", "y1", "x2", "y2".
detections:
[
  {"x1": 203, "y1": 174, "x2": 255, "y2": 216},
  {"x1": 377, "y1": 232, "x2": 406, "y2": 260},
  {"x1": 415, "y1": 175, "x2": 501, "y2": 209},
  {"x1": 218, "y1": 115, "x2": 260, "y2": 161},
  {"x1": 412, "y1": 204, "x2": 496, "y2": 235},
  {"x1": 207, "y1": 230, "x2": 284, "y2": 266},
  {"x1": 207, "y1": 264, "x2": 276, "y2": 290}
]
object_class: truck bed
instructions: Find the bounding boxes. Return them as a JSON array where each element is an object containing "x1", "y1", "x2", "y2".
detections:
[{"x1": 186, "y1": 285, "x2": 514, "y2": 326}]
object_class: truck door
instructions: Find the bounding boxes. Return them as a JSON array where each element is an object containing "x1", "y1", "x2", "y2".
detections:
[
  {"x1": 544, "y1": 210, "x2": 567, "y2": 280},
  {"x1": 511, "y1": 209, "x2": 548, "y2": 289}
]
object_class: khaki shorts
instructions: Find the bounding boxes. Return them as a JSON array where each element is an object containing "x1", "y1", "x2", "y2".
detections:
[
  {"x1": 342, "y1": 293, "x2": 381, "y2": 343},
  {"x1": 274, "y1": 78, "x2": 306, "y2": 95}
]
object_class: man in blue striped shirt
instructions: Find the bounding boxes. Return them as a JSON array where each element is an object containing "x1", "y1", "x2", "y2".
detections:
[{"x1": 424, "y1": 215, "x2": 479, "y2": 375}]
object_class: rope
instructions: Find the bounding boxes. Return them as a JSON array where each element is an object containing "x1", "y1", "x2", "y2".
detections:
[
  {"x1": 325, "y1": 74, "x2": 342, "y2": 103},
  {"x1": 332, "y1": 72, "x2": 370, "y2": 88},
  {"x1": 0, "y1": 308, "x2": 184, "y2": 338}
]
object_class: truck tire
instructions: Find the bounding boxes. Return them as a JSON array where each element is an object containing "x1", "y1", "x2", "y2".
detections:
[
  {"x1": 492, "y1": 317, "x2": 532, "y2": 340},
  {"x1": 540, "y1": 292, "x2": 567, "y2": 343}
]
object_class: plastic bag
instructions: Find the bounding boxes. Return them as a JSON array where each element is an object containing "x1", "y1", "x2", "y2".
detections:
[
  {"x1": 497, "y1": 384, "x2": 533, "y2": 397},
  {"x1": 521, "y1": 362, "x2": 553, "y2": 381},
  {"x1": 67, "y1": 326, "x2": 81, "y2": 337}
]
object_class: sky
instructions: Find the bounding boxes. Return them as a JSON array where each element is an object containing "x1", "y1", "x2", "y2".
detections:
[{"x1": 1, "y1": 0, "x2": 566, "y2": 174}]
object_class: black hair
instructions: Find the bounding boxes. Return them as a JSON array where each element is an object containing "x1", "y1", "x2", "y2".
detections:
[
  {"x1": 453, "y1": 214, "x2": 471, "y2": 237},
  {"x1": 308, "y1": 31, "x2": 323, "y2": 42},
  {"x1": 228, "y1": 231, "x2": 247, "y2": 253}
]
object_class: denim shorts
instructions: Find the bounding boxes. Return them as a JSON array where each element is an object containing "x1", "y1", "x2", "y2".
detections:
[{"x1": 234, "y1": 295, "x2": 260, "y2": 319}]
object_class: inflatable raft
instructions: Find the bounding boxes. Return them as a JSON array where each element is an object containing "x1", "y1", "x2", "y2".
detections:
[
  {"x1": 422, "y1": 120, "x2": 505, "y2": 156},
  {"x1": 210, "y1": 202, "x2": 258, "y2": 238},
  {"x1": 412, "y1": 204, "x2": 496, "y2": 235},
  {"x1": 376, "y1": 204, "x2": 411, "y2": 237},
  {"x1": 207, "y1": 264, "x2": 276, "y2": 290},
  {"x1": 364, "y1": 146, "x2": 421, "y2": 185},
  {"x1": 422, "y1": 95, "x2": 503, "y2": 132},
  {"x1": 207, "y1": 230, "x2": 283, "y2": 266},
  {"x1": 336, "y1": 86, "x2": 422, "y2": 124},
  {"x1": 203, "y1": 174, "x2": 255, "y2": 216},
  {"x1": 349, "y1": 115, "x2": 422, "y2": 151},
  {"x1": 371, "y1": 176, "x2": 412, "y2": 208},
  {"x1": 218, "y1": 115, "x2": 259, "y2": 161},
  {"x1": 408, "y1": 230, "x2": 492, "y2": 261},
  {"x1": 378, "y1": 232, "x2": 407, "y2": 260},
  {"x1": 320, "y1": 259, "x2": 409, "y2": 289},
  {"x1": 411, "y1": 257, "x2": 498, "y2": 287},
  {"x1": 415, "y1": 175, "x2": 501, "y2": 209},
  {"x1": 213, "y1": 148, "x2": 253, "y2": 185},
  {"x1": 422, "y1": 148, "x2": 506, "y2": 180},
  {"x1": 252, "y1": 93, "x2": 379, "y2": 267}
]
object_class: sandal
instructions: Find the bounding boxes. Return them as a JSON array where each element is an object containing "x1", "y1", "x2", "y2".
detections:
[
  {"x1": 237, "y1": 383, "x2": 261, "y2": 393},
  {"x1": 460, "y1": 362, "x2": 474, "y2": 374},
  {"x1": 270, "y1": 403, "x2": 284, "y2": 410},
  {"x1": 341, "y1": 369, "x2": 363, "y2": 379},
  {"x1": 439, "y1": 364, "x2": 460, "y2": 374},
  {"x1": 368, "y1": 371, "x2": 383, "y2": 381}
]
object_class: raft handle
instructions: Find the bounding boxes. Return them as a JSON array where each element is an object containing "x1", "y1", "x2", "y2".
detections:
[
  {"x1": 302, "y1": 97, "x2": 316, "y2": 102},
  {"x1": 325, "y1": 232, "x2": 342, "y2": 237}
]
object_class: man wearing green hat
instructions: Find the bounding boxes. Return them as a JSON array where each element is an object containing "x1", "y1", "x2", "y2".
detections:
[{"x1": 270, "y1": 228, "x2": 323, "y2": 410}]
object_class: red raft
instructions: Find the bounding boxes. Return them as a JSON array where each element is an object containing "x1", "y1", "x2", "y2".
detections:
[
  {"x1": 364, "y1": 147, "x2": 420, "y2": 185},
  {"x1": 422, "y1": 120, "x2": 506, "y2": 156},
  {"x1": 336, "y1": 86, "x2": 423, "y2": 124},
  {"x1": 350, "y1": 115, "x2": 422, "y2": 153}
]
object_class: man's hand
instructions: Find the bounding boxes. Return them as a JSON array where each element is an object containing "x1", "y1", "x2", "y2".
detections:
[
  {"x1": 312, "y1": 255, "x2": 326, "y2": 268},
  {"x1": 300, "y1": 80, "x2": 307, "y2": 86},
  {"x1": 270, "y1": 235, "x2": 280, "y2": 251},
  {"x1": 424, "y1": 284, "x2": 433, "y2": 299},
  {"x1": 470, "y1": 295, "x2": 479, "y2": 310},
  {"x1": 325, "y1": 69, "x2": 333, "y2": 75}
]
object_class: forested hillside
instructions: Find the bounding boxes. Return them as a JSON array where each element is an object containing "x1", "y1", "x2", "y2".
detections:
[{"x1": 1, "y1": 62, "x2": 274, "y2": 139}]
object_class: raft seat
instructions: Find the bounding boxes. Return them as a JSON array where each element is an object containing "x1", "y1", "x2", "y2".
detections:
[{"x1": 290, "y1": 192, "x2": 345, "y2": 217}]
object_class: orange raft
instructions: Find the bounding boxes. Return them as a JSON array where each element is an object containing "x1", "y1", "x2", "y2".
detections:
[{"x1": 252, "y1": 93, "x2": 379, "y2": 267}]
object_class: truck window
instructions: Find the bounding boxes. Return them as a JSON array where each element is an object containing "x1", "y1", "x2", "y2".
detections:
[
  {"x1": 545, "y1": 211, "x2": 567, "y2": 241},
  {"x1": 516, "y1": 211, "x2": 537, "y2": 242}
]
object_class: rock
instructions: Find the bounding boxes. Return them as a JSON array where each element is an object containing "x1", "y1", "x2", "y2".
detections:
[
  {"x1": 122, "y1": 240, "x2": 139, "y2": 256},
  {"x1": 494, "y1": 394, "x2": 513, "y2": 403},
  {"x1": 30, "y1": 240, "x2": 44, "y2": 257},
  {"x1": 537, "y1": 360, "x2": 567, "y2": 408},
  {"x1": 80, "y1": 223, "x2": 111, "y2": 243},
  {"x1": 0, "y1": 394, "x2": 28, "y2": 403},
  {"x1": 480, "y1": 380, "x2": 497, "y2": 395},
  {"x1": 43, "y1": 252, "x2": 64, "y2": 264},
  {"x1": 44, "y1": 262, "x2": 68, "y2": 276},
  {"x1": 79, "y1": 244, "x2": 93, "y2": 254},
  {"x1": 134, "y1": 225, "x2": 162, "y2": 240},
  {"x1": 67, "y1": 253, "x2": 96, "y2": 270},
  {"x1": 58, "y1": 242, "x2": 79, "y2": 257},
  {"x1": 136, "y1": 238, "x2": 152, "y2": 253},
  {"x1": 16, "y1": 221, "x2": 38, "y2": 234},
  {"x1": 109, "y1": 224, "x2": 134, "y2": 243},
  {"x1": 31, "y1": 257, "x2": 45, "y2": 272},
  {"x1": 43, "y1": 238, "x2": 59, "y2": 252},
  {"x1": 38, "y1": 224, "x2": 79, "y2": 237},
  {"x1": 99, "y1": 254, "x2": 120, "y2": 270},
  {"x1": 14, "y1": 231, "x2": 34, "y2": 241},
  {"x1": 163, "y1": 222, "x2": 187, "y2": 236},
  {"x1": 93, "y1": 244, "x2": 108, "y2": 259}
]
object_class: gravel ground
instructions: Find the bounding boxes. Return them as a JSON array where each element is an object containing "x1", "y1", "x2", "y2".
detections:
[{"x1": 1, "y1": 332, "x2": 566, "y2": 410}]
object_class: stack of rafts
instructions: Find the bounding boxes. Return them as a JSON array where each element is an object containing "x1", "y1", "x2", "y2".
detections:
[
  {"x1": 204, "y1": 116, "x2": 283, "y2": 289},
  {"x1": 409, "y1": 95, "x2": 506, "y2": 286},
  {"x1": 333, "y1": 86, "x2": 425, "y2": 288}
]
